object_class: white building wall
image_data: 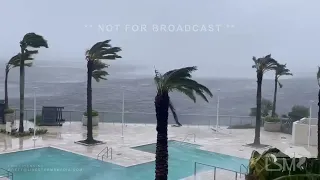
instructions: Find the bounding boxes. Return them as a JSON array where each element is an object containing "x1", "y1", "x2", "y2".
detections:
[{"x1": 292, "y1": 118, "x2": 318, "y2": 146}]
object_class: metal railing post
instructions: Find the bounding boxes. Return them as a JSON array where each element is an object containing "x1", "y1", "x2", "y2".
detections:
[
  {"x1": 235, "y1": 172, "x2": 237, "y2": 179},
  {"x1": 194, "y1": 162, "x2": 197, "y2": 180},
  {"x1": 25, "y1": 110, "x2": 28, "y2": 126},
  {"x1": 69, "y1": 111, "x2": 71, "y2": 124},
  {"x1": 214, "y1": 167, "x2": 216, "y2": 180}
]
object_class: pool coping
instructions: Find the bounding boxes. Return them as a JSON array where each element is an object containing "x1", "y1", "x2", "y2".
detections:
[{"x1": 0, "y1": 145, "x2": 47, "y2": 155}]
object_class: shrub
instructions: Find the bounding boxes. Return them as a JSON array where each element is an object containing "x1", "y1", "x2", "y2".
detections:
[
  {"x1": 28, "y1": 114, "x2": 42, "y2": 125},
  {"x1": 264, "y1": 116, "x2": 280, "y2": 123},
  {"x1": 83, "y1": 110, "x2": 99, "y2": 117},
  {"x1": 0, "y1": 128, "x2": 48, "y2": 137},
  {"x1": 249, "y1": 98, "x2": 272, "y2": 117},
  {"x1": 28, "y1": 128, "x2": 48, "y2": 135},
  {"x1": 288, "y1": 105, "x2": 309, "y2": 121},
  {"x1": 4, "y1": 108, "x2": 14, "y2": 114}
]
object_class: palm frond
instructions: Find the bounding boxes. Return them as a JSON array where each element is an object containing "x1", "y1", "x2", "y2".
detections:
[
  {"x1": 169, "y1": 78, "x2": 213, "y2": 98},
  {"x1": 164, "y1": 66, "x2": 196, "y2": 80},
  {"x1": 169, "y1": 100, "x2": 181, "y2": 126},
  {"x1": 91, "y1": 60, "x2": 109, "y2": 82},
  {"x1": 252, "y1": 54, "x2": 279, "y2": 73},
  {"x1": 154, "y1": 66, "x2": 213, "y2": 103},
  {"x1": 175, "y1": 87, "x2": 196, "y2": 102},
  {"x1": 252, "y1": 57, "x2": 258, "y2": 69},
  {"x1": 278, "y1": 81, "x2": 283, "y2": 88},
  {"x1": 92, "y1": 70, "x2": 108, "y2": 82},
  {"x1": 275, "y1": 63, "x2": 293, "y2": 79},
  {"x1": 89, "y1": 40, "x2": 111, "y2": 55},
  {"x1": 92, "y1": 60, "x2": 109, "y2": 71},
  {"x1": 8, "y1": 50, "x2": 37, "y2": 69},
  {"x1": 87, "y1": 40, "x2": 122, "y2": 61},
  {"x1": 21, "y1": 32, "x2": 48, "y2": 48},
  {"x1": 154, "y1": 69, "x2": 163, "y2": 92}
]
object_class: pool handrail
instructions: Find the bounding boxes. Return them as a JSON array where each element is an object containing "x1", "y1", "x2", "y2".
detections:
[
  {"x1": 182, "y1": 133, "x2": 196, "y2": 142},
  {"x1": 102, "y1": 147, "x2": 113, "y2": 160},
  {"x1": 239, "y1": 164, "x2": 248, "y2": 178},
  {"x1": 193, "y1": 162, "x2": 246, "y2": 180},
  {"x1": 97, "y1": 145, "x2": 109, "y2": 159},
  {"x1": 0, "y1": 168, "x2": 13, "y2": 180}
]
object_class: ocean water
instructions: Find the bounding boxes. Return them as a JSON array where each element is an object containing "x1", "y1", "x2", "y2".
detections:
[{"x1": 0, "y1": 61, "x2": 317, "y2": 119}]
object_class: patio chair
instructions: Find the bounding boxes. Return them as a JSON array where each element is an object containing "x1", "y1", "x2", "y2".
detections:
[{"x1": 38, "y1": 106, "x2": 65, "y2": 126}]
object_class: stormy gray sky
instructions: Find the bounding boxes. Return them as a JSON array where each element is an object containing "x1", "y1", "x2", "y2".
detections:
[{"x1": 0, "y1": 0, "x2": 319, "y2": 78}]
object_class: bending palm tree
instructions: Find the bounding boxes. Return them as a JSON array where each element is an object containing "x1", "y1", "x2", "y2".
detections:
[
  {"x1": 4, "y1": 51, "x2": 37, "y2": 109},
  {"x1": 154, "y1": 66, "x2": 213, "y2": 180},
  {"x1": 83, "y1": 40, "x2": 121, "y2": 144},
  {"x1": 317, "y1": 67, "x2": 320, "y2": 158},
  {"x1": 19, "y1": 33, "x2": 48, "y2": 132},
  {"x1": 271, "y1": 64, "x2": 292, "y2": 117},
  {"x1": 251, "y1": 54, "x2": 278, "y2": 145}
]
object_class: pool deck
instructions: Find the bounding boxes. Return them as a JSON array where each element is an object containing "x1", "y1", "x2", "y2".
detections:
[{"x1": 0, "y1": 121, "x2": 317, "y2": 179}]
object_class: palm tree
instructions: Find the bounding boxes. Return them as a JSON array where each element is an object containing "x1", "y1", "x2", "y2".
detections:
[
  {"x1": 317, "y1": 67, "x2": 320, "y2": 158},
  {"x1": 4, "y1": 51, "x2": 37, "y2": 109},
  {"x1": 251, "y1": 54, "x2": 278, "y2": 145},
  {"x1": 83, "y1": 40, "x2": 121, "y2": 144},
  {"x1": 271, "y1": 64, "x2": 292, "y2": 117},
  {"x1": 19, "y1": 33, "x2": 48, "y2": 132},
  {"x1": 153, "y1": 66, "x2": 213, "y2": 180}
]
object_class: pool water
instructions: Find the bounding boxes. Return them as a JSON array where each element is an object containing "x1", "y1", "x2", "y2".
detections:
[{"x1": 0, "y1": 141, "x2": 248, "y2": 180}]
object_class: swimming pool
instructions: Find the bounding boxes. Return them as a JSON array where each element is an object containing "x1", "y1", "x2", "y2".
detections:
[{"x1": 0, "y1": 141, "x2": 248, "y2": 180}]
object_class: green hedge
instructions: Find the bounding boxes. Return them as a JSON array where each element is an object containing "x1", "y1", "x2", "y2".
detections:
[
  {"x1": 83, "y1": 110, "x2": 99, "y2": 117},
  {"x1": 4, "y1": 108, "x2": 14, "y2": 114},
  {"x1": 0, "y1": 128, "x2": 48, "y2": 137},
  {"x1": 264, "y1": 116, "x2": 281, "y2": 123}
]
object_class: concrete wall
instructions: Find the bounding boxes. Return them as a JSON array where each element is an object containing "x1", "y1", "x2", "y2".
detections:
[{"x1": 292, "y1": 118, "x2": 318, "y2": 146}]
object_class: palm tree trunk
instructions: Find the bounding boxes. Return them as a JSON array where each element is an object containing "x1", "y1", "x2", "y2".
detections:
[
  {"x1": 318, "y1": 89, "x2": 320, "y2": 158},
  {"x1": 19, "y1": 47, "x2": 25, "y2": 133},
  {"x1": 86, "y1": 60, "x2": 94, "y2": 142},
  {"x1": 154, "y1": 92, "x2": 169, "y2": 180},
  {"x1": 271, "y1": 76, "x2": 278, "y2": 117},
  {"x1": 254, "y1": 71, "x2": 263, "y2": 145},
  {"x1": 4, "y1": 67, "x2": 9, "y2": 109}
]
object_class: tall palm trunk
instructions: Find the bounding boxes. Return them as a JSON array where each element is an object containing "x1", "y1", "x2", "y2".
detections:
[
  {"x1": 19, "y1": 47, "x2": 25, "y2": 133},
  {"x1": 271, "y1": 75, "x2": 278, "y2": 117},
  {"x1": 4, "y1": 66, "x2": 9, "y2": 109},
  {"x1": 254, "y1": 71, "x2": 263, "y2": 145},
  {"x1": 318, "y1": 89, "x2": 320, "y2": 158},
  {"x1": 86, "y1": 60, "x2": 94, "y2": 142},
  {"x1": 155, "y1": 92, "x2": 169, "y2": 180}
]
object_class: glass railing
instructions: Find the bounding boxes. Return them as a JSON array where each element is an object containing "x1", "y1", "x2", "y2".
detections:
[{"x1": 10, "y1": 108, "x2": 255, "y2": 127}]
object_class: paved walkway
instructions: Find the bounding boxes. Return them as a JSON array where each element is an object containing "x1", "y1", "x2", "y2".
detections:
[{"x1": 0, "y1": 122, "x2": 317, "y2": 179}]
